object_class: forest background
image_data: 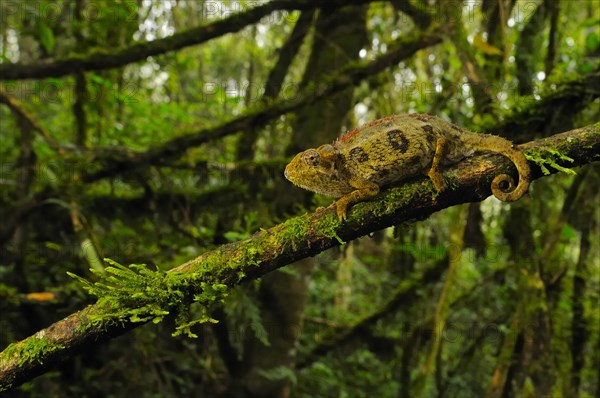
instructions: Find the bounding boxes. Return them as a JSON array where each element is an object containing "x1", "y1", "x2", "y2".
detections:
[{"x1": 0, "y1": 0, "x2": 599, "y2": 397}]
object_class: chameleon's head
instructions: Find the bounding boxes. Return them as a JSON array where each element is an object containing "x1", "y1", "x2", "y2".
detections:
[{"x1": 284, "y1": 144, "x2": 351, "y2": 198}]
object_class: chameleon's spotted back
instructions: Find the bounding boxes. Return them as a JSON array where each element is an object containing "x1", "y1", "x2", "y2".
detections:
[{"x1": 335, "y1": 115, "x2": 441, "y2": 187}]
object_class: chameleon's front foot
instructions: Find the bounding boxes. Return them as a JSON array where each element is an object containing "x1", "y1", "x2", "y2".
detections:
[
  {"x1": 428, "y1": 137, "x2": 448, "y2": 193},
  {"x1": 428, "y1": 170, "x2": 448, "y2": 192},
  {"x1": 333, "y1": 179, "x2": 380, "y2": 221},
  {"x1": 333, "y1": 200, "x2": 350, "y2": 221}
]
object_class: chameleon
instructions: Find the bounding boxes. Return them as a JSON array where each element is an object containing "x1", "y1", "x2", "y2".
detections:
[{"x1": 284, "y1": 114, "x2": 531, "y2": 220}]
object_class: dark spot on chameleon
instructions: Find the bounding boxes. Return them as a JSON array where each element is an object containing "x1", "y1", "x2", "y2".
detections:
[
  {"x1": 421, "y1": 125, "x2": 436, "y2": 141},
  {"x1": 349, "y1": 146, "x2": 369, "y2": 163},
  {"x1": 335, "y1": 153, "x2": 347, "y2": 169},
  {"x1": 387, "y1": 129, "x2": 409, "y2": 153},
  {"x1": 378, "y1": 168, "x2": 391, "y2": 178},
  {"x1": 406, "y1": 155, "x2": 421, "y2": 166}
]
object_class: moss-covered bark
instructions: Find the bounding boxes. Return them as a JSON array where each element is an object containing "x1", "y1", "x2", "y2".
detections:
[
  {"x1": 1, "y1": 123, "x2": 598, "y2": 392},
  {"x1": 0, "y1": 0, "x2": 378, "y2": 80}
]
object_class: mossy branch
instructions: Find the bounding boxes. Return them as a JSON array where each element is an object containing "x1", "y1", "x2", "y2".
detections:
[
  {"x1": 0, "y1": 26, "x2": 443, "y2": 245},
  {"x1": 0, "y1": 124, "x2": 598, "y2": 392},
  {"x1": 1, "y1": 45, "x2": 595, "y2": 250},
  {"x1": 78, "y1": 68, "x2": 598, "y2": 183},
  {"x1": 0, "y1": 0, "x2": 377, "y2": 81},
  {"x1": 486, "y1": 70, "x2": 600, "y2": 142},
  {"x1": 81, "y1": 26, "x2": 443, "y2": 182}
]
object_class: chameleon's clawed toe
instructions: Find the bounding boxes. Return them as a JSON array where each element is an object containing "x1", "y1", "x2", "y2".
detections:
[{"x1": 335, "y1": 203, "x2": 348, "y2": 221}]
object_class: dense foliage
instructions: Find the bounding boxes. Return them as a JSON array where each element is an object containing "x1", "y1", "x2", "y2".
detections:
[{"x1": 0, "y1": 1, "x2": 598, "y2": 397}]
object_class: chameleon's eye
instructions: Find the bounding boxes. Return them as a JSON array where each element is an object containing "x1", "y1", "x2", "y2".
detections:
[{"x1": 302, "y1": 149, "x2": 321, "y2": 167}]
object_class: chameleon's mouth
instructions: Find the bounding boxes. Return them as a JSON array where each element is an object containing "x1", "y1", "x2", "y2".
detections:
[
  {"x1": 283, "y1": 164, "x2": 306, "y2": 189},
  {"x1": 283, "y1": 163, "x2": 297, "y2": 183}
]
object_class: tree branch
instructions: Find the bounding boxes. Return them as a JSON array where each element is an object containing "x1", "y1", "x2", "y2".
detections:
[
  {"x1": 0, "y1": 0, "x2": 377, "y2": 80},
  {"x1": 0, "y1": 22, "x2": 444, "y2": 246},
  {"x1": 1, "y1": 123, "x2": 598, "y2": 392},
  {"x1": 487, "y1": 70, "x2": 600, "y2": 142},
  {"x1": 391, "y1": 0, "x2": 432, "y2": 29},
  {"x1": 0, "y1": 86, "x2": 65, "y2": 154},
  {"x1": 81, "y1": 26, "x2": 443, "y2": 182},
  {"x1": 440, "y1": 0, "x2": 496, "y2": 114}
]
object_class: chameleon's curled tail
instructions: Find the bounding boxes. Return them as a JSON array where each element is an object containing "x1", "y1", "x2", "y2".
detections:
[{"x1": 470, "y1": 134, "x2": 531, "y2": 201}]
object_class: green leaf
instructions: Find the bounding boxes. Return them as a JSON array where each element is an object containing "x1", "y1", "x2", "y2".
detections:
[
  {"x1": 586, "y1": 31, "x2": 599, "y2": 53},
  {"x1": 38, "y1": 22, "x2": 55, "y2": 53},
  {"x1": 88, "y1": 73, "x2": 112, "y2": 87},
  {"x1": 580, "y1": 18, "x2": 600, "y2": 28},
  {"x1": 43, "y1": 198, "x2": 72, "y2": 210},
  {"x1": 224, "y1": 231, "x2": 245, "y2": 242},
  {"x1": 258, "y1": 366, "x2": 297, "y2": 385},
  {"x1": 581, "y1": 62, "x2": 595, "y2": 74},
  {"x1": 561, "y1": 224, "x2": 577, "y2": 240},
  {"x1": 66, "y1": 272, "x2": 93, "y2": 289},
  {"x1": 44, "y1": 242, "x2": 62, "y2": 251}
]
